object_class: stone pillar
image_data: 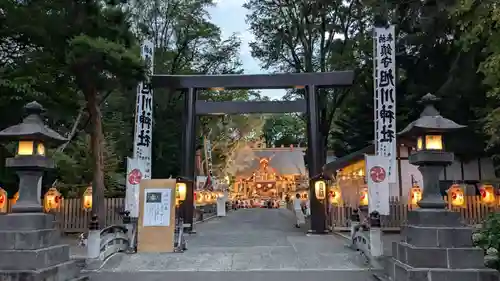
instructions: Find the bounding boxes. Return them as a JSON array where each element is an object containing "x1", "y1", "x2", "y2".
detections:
[
  {"x1": 87, "y1": 215, "x2": 100, "y2": 259},
  {"x1": 11, "y1": 170, "x2": 44, "y2": 213},
  {"x1": 350, "y1": 209, "x2": 360, "y2": 243},
  {"x1": 122, "y1": 211, "x2": 135, "y2": 252},
  {"x1": 369, "y1": 211, "x2": 383, "y2": 258}
]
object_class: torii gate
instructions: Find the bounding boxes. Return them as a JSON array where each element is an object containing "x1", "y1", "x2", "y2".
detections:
[{"x1": 151, "y1": 71, "x2": 354, "y2": 234}]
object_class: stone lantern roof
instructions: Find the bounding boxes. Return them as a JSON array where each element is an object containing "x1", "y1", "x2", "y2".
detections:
[
  {"x1": 0, "y1": 101, "x2": 67, "y2": 145},
  {"x1": 398, "y1": 93, "x2": 466, "y2": 138}
]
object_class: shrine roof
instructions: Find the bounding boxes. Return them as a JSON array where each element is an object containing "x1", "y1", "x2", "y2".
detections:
[{"x1": 233, "y1": 147, "x2": 306, "y2": 178}]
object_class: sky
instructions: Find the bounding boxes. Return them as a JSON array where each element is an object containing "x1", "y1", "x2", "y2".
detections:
[{"x1": 208, "y1": 0, "x2": 286, "y2": 100}]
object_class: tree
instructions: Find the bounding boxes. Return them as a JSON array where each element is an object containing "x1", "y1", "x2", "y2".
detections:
[
  {"x1": 129, "y1": 0, "x2": 243, "y2": 178},
  {"x1": 262, "y1": 114, "x2": 306, "y2": 147},
  {"x1": 244, "y1": 0, "x2": 373, "y2": 163},
  {"x1": 197, "y1": 89, "x2": 267, "y2": 178},
  {"x1": 1, "y1": 0, "x2": 145, "y2": 223},
  {"x1": 454, "y1": 0, "x2": 500, "y2": 162},
  {"x1": 329, "y1": 0, "x2": 492, "y2": 159},
  {"x1": 211, "y1": 117, "x2": 265, "y2": 179}
]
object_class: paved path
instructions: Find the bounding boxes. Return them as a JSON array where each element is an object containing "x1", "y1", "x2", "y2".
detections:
[{"x1": 89, "y1": 208, "x2": 372, "y2": 281}]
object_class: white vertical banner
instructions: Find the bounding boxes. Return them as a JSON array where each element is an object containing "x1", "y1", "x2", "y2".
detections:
[
  {"x1": 365, "y1": 155, "x2": 390, "y2": 215},
  {"x1": 133, "y1": 40, "x2": 154, "y2": 180},
  {"x1": 125, "y1": 157, "x2": 144, "y2": 217},
  {"x1": 373, "y1": 25, "x2": 397, "y2": 183},
  {"x1": 126, "y1": 40, "x2": 154, "y2": 216}
]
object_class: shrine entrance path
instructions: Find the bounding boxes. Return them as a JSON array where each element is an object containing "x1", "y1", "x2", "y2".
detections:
[{"x1": 91, "y1": 208, "x2": 372, "y2": 281}]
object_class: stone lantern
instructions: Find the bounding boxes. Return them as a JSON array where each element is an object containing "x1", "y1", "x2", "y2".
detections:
[
  {"x1": 0, "y1": 101, "x2": 66, "y2": 213},
  {"x1": 0, "y1": 101, "x2": 86, "y2": 281},
  {"x1": 387, "y1": 94, "x2": 497, "y2": 281},
  {"x1": 399, "y1": 93, "x2": 465, "y2": 209}
]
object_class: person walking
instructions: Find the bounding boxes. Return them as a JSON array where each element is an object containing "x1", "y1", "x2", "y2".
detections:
[{"x1": 293, "y1": 193, "x2": 305, "y2": 228}]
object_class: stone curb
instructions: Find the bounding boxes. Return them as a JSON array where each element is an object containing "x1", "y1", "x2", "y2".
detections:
[
  {"x1": 332, "y1": 231, "x2": 386, "y2": 274},
  {"x1": 194, "y1": 214, "x2": 218, "y2": 225}
]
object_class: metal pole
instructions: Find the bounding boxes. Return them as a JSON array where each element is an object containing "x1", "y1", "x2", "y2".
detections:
[
  {"x1": 183, "y1": 88, "x2": 196, "y2": 232},
  {"x1": 306, "y1": 85, "x2": 326, "y2": 234}
]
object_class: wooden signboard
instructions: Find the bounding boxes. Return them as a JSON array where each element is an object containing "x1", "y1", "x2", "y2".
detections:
[{"x1": 137, "y1": 179, "x2": 176, "y2": 253}]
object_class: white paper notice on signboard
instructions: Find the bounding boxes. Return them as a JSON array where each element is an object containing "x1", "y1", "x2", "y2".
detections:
[
  {"x1": 143, "y1": 188, "x2": 172, "y2": 227},
  {"x1": 365, "y1": 155, "x2": 390, "y2": 215},
  {"x1": 125, "y1": 157, "x2": 145, "y2": 217},
  {"x1": 373, "y1": 25, "x2": 397, "y2": 183}
]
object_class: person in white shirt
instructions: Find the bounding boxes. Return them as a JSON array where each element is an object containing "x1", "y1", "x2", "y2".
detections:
[{"x1": 293, "y1": 193, "x2": 305, "y2": 228}]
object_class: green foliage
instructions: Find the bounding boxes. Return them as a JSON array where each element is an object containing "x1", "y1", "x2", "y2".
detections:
[
  {"x1": 473, "y1": 213, "x2": 500, "y2": 269},
  {"x1": 244, "y1": 0, "x2": 372, "y2": 162},
  {"x1": 262, "y1": 114, "x2": 306, "y2": 147},
  {"x1": 0, "y1": 0, "x2": 143, "y2": 208},
  {"x1": 454, "y1": 0, "x2": 500, "y2": 162}
]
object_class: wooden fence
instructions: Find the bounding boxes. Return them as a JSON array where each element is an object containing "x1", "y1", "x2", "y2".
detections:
[
  {"x1": 330, "y1": 195, "x2": 498, "y2": 230},
  {"x1": 6, "y1": 197, "x2": 125, "y2": 233},
  {"x1": 3, "y1": 195, "x2": 498, "y2": 233}
]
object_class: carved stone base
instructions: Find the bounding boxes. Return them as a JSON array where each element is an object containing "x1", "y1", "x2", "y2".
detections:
[
  {"x1": 388, "y1": 209, "x2": 499, "y2": 281},
  {"x1": 0, "y1": 213, "x2": 86, "y2": 281}
]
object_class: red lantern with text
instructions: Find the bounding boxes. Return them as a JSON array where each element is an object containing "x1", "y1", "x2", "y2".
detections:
[
  {"x1": 447, "y1": 184, "x2": 465, "y2": 207},
  {"x1": 409, "y1": 185, "x2": 422, "y2": 207},
  {"x1": 204, "y1": 192, "x2": 211, "y2": 203},
  {"x1": 195, "y1": 192, "x2": 204, "y2": 206},
  {"x1": 359, "y1": 187, "x2": 368, "y2": 206},
  {"x1": 329, "y1": 187, "x2": 342, "y2": 206},
  {"x1": 479, "y1": 184, "x2": 495, "y2": 205},
  {"x1": 44, "y1": 187, "x2": 62, "y2": 212},
  {"x1": 0, "y1": 188, "x2": 7, "y2": 213},
  {"x1": 82, "y1": 186, "x2": 92, "y2": 211}
]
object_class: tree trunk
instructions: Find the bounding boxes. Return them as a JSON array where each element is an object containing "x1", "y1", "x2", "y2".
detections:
[{"x1": 85, "y1": 90, "x2": 106, "y2": 228}]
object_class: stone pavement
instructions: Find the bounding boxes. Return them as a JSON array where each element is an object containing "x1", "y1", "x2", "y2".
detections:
[{"x1": 89, "y1": 208, "x2": 373, "y2": 281}]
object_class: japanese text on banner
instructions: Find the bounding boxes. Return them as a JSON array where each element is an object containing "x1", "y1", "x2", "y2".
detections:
[
  {"x1": 374, "y1": 25, "x2": 396, "y2": 183},
  {"x1": 133, "y1": 40, "x2": 154, "y2": 179}
]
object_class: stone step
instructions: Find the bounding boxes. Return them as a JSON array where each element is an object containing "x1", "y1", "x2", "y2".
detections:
[
  {"x1": 0, "y1": 244, "x2": 71, "y2": 270},
  {"x1": 389, "y1": 258, "x2": 498, "y2": 281},
  {"x1": 0, "y1": 229, "x2": 61, "y2": 250},
  {"x1": 90, "y1": 270, "x2": 375, "y2": 281},
  {"x1": 393, "y1": 242, "x2": 485, "y2": 269},
  {"x1": 407, "y1": 209, "x2": 462, "y2": 227},
  {"x1": 402, "y1": 225, "x2": 474, "y2": 248},
  {"x1": 0, "y1": 259, "x2": 82, "y2": 281},
  {"x1": 0, "y1": 213, "x2": 55, "y2": 230}
]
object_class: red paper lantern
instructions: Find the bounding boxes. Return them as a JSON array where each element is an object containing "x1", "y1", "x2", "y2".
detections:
[{"x1": 0, "y1": 188, "x2": 7, "y2": 213}]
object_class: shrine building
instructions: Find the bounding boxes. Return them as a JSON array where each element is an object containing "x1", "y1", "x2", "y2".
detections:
[{"x1": 231, "y1": 144, "x2": 308, "y2": 199}]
